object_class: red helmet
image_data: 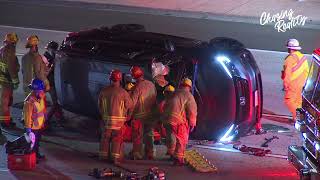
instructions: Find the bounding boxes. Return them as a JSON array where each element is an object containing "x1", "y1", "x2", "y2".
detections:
[
  {"x1": 109, "y1": 69, "x2": 122, "y2": 82},
  {"x1": 130, "y1": 66, "x2": 144, "y2": 79}
]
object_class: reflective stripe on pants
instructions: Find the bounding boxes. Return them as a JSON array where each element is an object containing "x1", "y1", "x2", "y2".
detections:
[
  {"x1": 99, "y1": 127, "x2": 124, "y2": 160},
  {"x1": 0, "y1": 85, "x2": 13, "y2": 125},
  {"x1": 132, "y1": 119, "x2": 154, "y2": 157},
  {"x1": 165, "y1": 123, "x2": 189, "y2": 161}
]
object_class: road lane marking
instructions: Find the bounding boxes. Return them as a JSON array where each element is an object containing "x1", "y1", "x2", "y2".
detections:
[{"x1": 194, "y1": 144, "x2": 288, "y2": 159}]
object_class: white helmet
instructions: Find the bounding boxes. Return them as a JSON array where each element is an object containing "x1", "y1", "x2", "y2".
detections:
[
  {"x1": 151, "y1": 62, "x2": 169, "y2": 78},
  {"x1": 287, "y1": 39, "x2": 301, "y2": 50}
]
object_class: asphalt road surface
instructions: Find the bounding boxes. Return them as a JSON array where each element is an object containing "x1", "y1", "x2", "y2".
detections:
[{"x1": 0, "y1": 0, "x2": 320, "y2": 54}]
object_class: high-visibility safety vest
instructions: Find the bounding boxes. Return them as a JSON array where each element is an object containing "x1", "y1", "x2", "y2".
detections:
[
  {"x1": 24, "y1": 96, "x2": 46, "y2": 130},
  {"x1": 289, "y1": 51, "x2": 309, "y2": 82}
]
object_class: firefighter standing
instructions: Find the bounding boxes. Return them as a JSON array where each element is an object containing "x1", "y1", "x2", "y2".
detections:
[
  {"x1": 22, "y1": 35, "x2": 50, "y2": 96},
  {"x1": 43, "y1": 41, "x2": 64, "y2": 123},
  {"x1": 282, "y1": 39, "x2": 309, "y2": 121},
  {"x1": 98, "y1": 69, "x2": 133, "y2": 164},
  {"x1": 130, "y1": 66, "x2": 157, "y2": 160},
  {"x1": 152, "y1": 62, "x2": 169, "y2": 102},
  {"x1": 0, "y1": 33, "x2": 20, "y2": 129},
  {"x1": 158, "y1": 85, "x2": 175, "y2": 156},
  {"x1": 162, "y1": 78, "x2": 197, "y2": 165},
  {"x1": 24, "y1": 78, "x2": 47, "y2": 160}
]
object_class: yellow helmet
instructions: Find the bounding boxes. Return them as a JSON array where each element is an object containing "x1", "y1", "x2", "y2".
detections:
[
  {"x1": 26, "y1": 35, "x2": 39, "y2": 47},
  {"x1": 181, "y1": 78, "x2": 192, "y2": 88},
  {"x1": 125, "y1": 82, "x2": 135, "y2": 91},
  {"x1": 4, "y1": 33, "x2": 19, "y2": 44},
  {"x1": 163, "y1": 85, "x2": 175, "y2": 94}
]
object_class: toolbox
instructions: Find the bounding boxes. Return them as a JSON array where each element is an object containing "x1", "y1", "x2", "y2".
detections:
[{"x1": 7, "y1": 152, "x2": 36, "y2": 170}]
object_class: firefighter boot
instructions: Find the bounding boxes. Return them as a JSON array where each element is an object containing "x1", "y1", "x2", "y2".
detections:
[{"x1": 173, "y1": 158, "x2": 184, "y2": 166}]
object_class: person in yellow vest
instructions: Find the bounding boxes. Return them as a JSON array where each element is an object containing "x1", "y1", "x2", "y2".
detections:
[
  {"x1": 24, "y1": 78, "x2": 47, "y2": 160},
  {"x1": 0, "y1": 33, "x2": 20, "y2": 129},
  {"x1": 22, "y1": 35, "x2": 50, "y2": 96},
  {"x1": 98, "y1": 69, "x2": 133, "y2": 164},
  {"x1": 282, "y1": 39, "x2": 309, "y2": 122}
]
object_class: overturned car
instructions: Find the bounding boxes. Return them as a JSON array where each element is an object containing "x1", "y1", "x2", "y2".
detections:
[{"x1": 54, "y1": 24, "x2": 263, "y2": 141}]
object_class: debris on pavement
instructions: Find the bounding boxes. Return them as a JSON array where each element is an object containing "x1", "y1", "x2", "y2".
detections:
[
  {"x1": 184, "y1": 149, "x2": 218, "y2": 173},
  {"x1": 233, "y1": 145, "x2": 272, "y2": 157},
  {"x1": 261, "y1": 136, "x2": 279, "y2": 147},
  {"x1": 88, "y1": 167, "x2": 166, "y2": 179}
]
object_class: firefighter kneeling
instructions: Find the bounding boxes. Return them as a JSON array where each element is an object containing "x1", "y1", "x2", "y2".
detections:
[
  {"x1": 24, "y1": 78, "x2": 47, "y2": 161},
  {"x1": 162, "y1": 78, "x2": 197, "y2": 165},
  {"x1": 98, "y1": 69, "x2": 133, "y2": 165}
]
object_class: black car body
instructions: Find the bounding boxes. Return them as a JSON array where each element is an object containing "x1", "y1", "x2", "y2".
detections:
[
  {"x1": 54, "y1": 24, "x2": 263, "y2": 140},
  {"x1": 288, "y1": 48, "x2": 320, "y2": 179}
]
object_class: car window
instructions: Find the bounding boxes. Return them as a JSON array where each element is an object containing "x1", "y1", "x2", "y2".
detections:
[
  {"x1": 303, "y1": 61, "x2": 319, "y2": 102},
  {"x1": 72, "y1": 41, "x2": 95, "y2": 52}
]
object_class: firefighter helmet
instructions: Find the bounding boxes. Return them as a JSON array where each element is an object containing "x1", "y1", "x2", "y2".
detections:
[
  {"x1": 130, "y1": 66, "x2": 144, "y2": 79},
  {"x1": 45, "y1": 41, "x2": 59, "y2": 50},
  {"x1": 163, "y1": 85, "x2": 175, "y2": 94},
  {"x1": 26, "y1": 35, "x2": 39, "y2": 48},
  {"x1": 287, "y1": 39, "x2": 301, "y2": 50},
  {"x1": 28, "y1": 78, "x2": 45, "y2": 91},
  {"x1": 181, "y1": 78, "x2": 192, "y2": 88},
  {"x1": 4, "y1": 33, "x2": 19, "y2": 44},
  {"x1": 109, "y1": 69, "x2": 122, "y2": 82}
]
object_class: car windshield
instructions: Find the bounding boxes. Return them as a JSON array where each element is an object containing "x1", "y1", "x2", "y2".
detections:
[{"x1": 303, "y1": 60, "x2": 319, "y2": 102}]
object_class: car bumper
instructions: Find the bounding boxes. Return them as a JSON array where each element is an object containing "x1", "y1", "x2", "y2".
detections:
[{"x1": 288, "y1": 145, "x2": 320, "y2": 180}]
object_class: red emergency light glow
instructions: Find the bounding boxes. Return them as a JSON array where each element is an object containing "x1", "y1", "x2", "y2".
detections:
[{"x1": 314, "y1": 48, "x2": 320, "y2": 56}]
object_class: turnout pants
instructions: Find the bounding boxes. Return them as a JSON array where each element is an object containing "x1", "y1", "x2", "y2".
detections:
[
  {"x1": 284, "y1": 88, "x2": 302, "y2": 121},
  {"x1": 0, "y1": 85, "x2": 13, "y2": 125},
  {"x1": 132, "y1": 119, "x2": 154, "y2": 158},
  {"x1": 165, "y1": 123, "x2": 189, "y2": 162},
  {"x1": 99, "y1": 127, "x2": 124, "y2": 161},
  {"x1": 32, "y1": 129, "x2": 42, "y2": 156}
]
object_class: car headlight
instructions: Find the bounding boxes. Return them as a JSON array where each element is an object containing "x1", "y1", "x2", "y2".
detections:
[
  {"x1": 216, "y1": 56, "x2": 232, "y2": 79},
  {"x1": 315, "y1": 142, "x2": 320, "y2": 151}
]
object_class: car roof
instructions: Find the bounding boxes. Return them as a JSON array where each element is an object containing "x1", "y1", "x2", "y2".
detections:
[{"x1": 63, "y1": 30, "x2": 206, "y2": 64}]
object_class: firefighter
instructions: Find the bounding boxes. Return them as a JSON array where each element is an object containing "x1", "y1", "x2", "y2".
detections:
[
  {"x1": 0, "y1": 33, "x2": 20, "y2": 129},
  {"x1": 158, "y1": 85, "x2": 175, "y2": 157},
  {"x1": 24, "y1": 78, "x2": 47, "y2": 160},
  {"x1": 152, "y1": 61, "x2": 169, "y2": 102},
  {"x1": 98, "y1": 69, "x2": 133, "y2": 164},
  {"x1": 282, "y1": 39, "x2": 309, "y2": 122},
  {"x1": 162, "y1": 78, "x2": 197, "y2": 165},
  {"x1": 22, "y1": 35, "x2": 50, "y2": 97},
  {"x1": 43, "y1": 41, "x2": 64, "y2": 125},
  {"x1": 130, "y1": 66, "x2": 157, "y2": 160}
]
